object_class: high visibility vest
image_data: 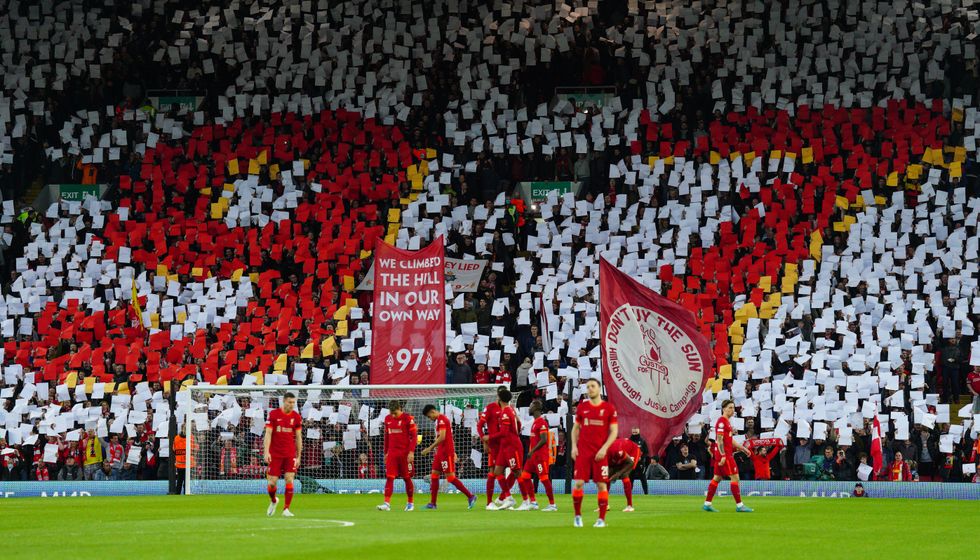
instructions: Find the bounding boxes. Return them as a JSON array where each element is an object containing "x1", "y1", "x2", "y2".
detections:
[
  {"x1": 547, "y1": 429, "x2": 557, "y2": 465},
  {"x1": 174, "y1": 434, "x2": 195, "y2": 469}
]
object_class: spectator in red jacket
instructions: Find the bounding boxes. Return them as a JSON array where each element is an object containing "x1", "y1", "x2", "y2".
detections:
[
  {"x1": 751, "y1": 443, "x2": 783, "y2": 480},
  {"x1": 886, "y1": 451, "x2": 912, "y2": 482},
  {"x1": 357, "y1": 452, "x2": 377, "y2": 478}
]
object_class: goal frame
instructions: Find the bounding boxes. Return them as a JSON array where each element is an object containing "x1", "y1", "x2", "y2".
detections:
[{"x1": 183, "y1": 384, "x2": 502, "y2": 495}]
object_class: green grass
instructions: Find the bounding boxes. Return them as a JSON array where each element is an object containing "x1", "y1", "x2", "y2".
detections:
[{"x1": 2, "y1": 493, "x2": 976, "y2": 559}]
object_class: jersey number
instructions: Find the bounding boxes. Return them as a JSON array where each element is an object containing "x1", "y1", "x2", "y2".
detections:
[{"x1": 600, "y1": 465, "x2": 609, "y2": 478}]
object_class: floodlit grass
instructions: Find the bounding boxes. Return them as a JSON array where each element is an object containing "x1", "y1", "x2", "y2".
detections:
[{"x1": 2, "y1": 493, "x2": 976, "y2": 559}]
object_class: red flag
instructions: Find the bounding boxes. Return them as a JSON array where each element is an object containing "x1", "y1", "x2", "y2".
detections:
[
  {"x1": 600, "y1": 258, "x2": 714, "y2": 456},
  {"x1": 871, "y1": 413, "x2": 884, "y2": 478},
  {"x1": 370, "y1": 237, "x2": 446, "y2": 385}
]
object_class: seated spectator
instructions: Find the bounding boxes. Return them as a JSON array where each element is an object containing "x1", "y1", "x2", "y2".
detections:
[
  {"x1": 93, "y1": 460, "x2": 113, "y2": 481},
  {"x1": 674, "y1": 444, "x2": 698, "y2": 480},
  {"x1": 817, "y1": 446, "x2": 836, "y2": 481},
  {"x1": 645, "y1": 456, "x2": 669, "y2": 481}
]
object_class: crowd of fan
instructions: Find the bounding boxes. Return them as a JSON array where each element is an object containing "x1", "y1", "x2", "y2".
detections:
[{"x1": 2, "y1": 0, "x2": 980, "y2": 485}]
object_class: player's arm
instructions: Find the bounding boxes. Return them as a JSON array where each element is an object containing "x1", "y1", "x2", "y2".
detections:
[
  {"x1": 595, "y1": 421, "x2": 618, "y2": 460},
  {"x1": 263, "y1": 426, "x2": 272, "y2": 463},
  {"x1": 609, "y1": 458, "x2": 634, "y2": 482},
  {"x1": 527, "y1": 429, "x2": 547, "y2": 459},
  {"x1": 716, "y1": 430, "x2": 727, "y2": 464},
  {"x1": 407, "y1": 421, "x2": 418, "y2": 462},
  {"x1": 422, "y1": 428, "x2": 446, "y2": 456},
  {"x1": 570, "y1": 421, "x2": 580, "y2": 460},
  {"x1": 294, "y1": 423, "x2": 303, "y2": 468},
  {"x1": 382, "y1": 423, "x2": 389, "y2": 461}
]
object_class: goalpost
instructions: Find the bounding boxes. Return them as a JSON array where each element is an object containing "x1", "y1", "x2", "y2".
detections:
[{"x1": 182, "y1": 384, "x2": 503, "y2": 496}]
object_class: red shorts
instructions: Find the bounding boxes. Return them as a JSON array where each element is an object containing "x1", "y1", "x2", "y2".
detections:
[
  {"x1": 432, "y1": 450, "x2": 456, "y2": 474},
  {"x1": 385, "y1": 453, "x2": 414, "y2": 478},
  {"x1": 528, "y1": 454, "x2": 550, "y2": 479},
  {"x1": 494, "y1": 442, "x2": 524, "y2": 470},
  {"x1": 713, "y1": 455, "x2": 738, "y2": 477},
  {"x1": 268, "y1": 455, "x2": 297, "y2": 477},
  {"x1": 574, "y1": 452, "x2": 609, "y2": 483}
]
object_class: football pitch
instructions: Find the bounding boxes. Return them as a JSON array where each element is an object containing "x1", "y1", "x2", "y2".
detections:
[{"x1": 2, "y1": 493, "x2": 976, "y2": 559}]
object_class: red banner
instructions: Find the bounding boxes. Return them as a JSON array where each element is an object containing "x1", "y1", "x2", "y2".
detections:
[
  {"x1": 600, "y1": 258, "x2": 713, "y2": 456},
  {"x1": 371, "y1": 237, "x2": 446, "y2": 384}
]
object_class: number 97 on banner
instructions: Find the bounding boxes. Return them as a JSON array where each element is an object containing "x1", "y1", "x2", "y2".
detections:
[{"x1": 386, "y1": 348, "x2": 433, "y2": 372}]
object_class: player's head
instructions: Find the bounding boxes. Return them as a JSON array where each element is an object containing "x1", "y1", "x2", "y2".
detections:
[
  {"x1": 496, "y1": 385, "x2": 508, "y2": 398},
  {"x1": 585, "y1": 378, "x2": 602, "y2": 399},
  {"x1": 282, "y1": 392, "x2": 296, "y2": 413},
  {"x1": 721, "y1": 399, "x2": 735, "y2": 418},
  {"x1": 422, "y1": 404, "x2": 438, "y2": 420},
  {"x1": 498, "y1": 388, "x2": 512, "y2": 405},
  {"x1": 389, "y1": 400, "x2": 403, "y2": 416},
  {"x1": 529, "y1": 399, "x2": 543, "y2": 416}
]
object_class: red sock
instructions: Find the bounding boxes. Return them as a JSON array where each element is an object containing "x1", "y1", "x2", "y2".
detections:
[
  {"x1": 486, "y1": 474, "x2": 495, "y2": 504},
  {"x1": 404, "y1": 477, "x2": 414, "y2": 503},
  {"x1": 267, "y1": 484, "x2": 277, "y2": 503},
  {"x1": 505, "y1": 471, "x2": 518, "y2": 497},
  {"x1": 731, "y1": 481, "x2": 742, "y2": 504},
  {"x1": 598, "y1": 491, "x2": 609, "y2": 520},
  {"x1": 496, "y1": 474, "x2": 510, "y2": 500},
  {"x1": 623, "y1": 478, "x2": 633, "y2": 507},
  {"x1": 430, "y1": 475, "x2": 440, "y2": 505},
  {"x1": 572, "y1": 488, "x2": 584, "y2": 516},
  {"x1": 523, "y1": 476, "x2": 535, "y2": 502},
  {"x1": 284, "y1": 483, "x2": 294, "y2": 509},
  {"x1": 706, "y1": 479, "x2": 719, "y2": 503},
  {"x1": 542, "y1": 478, "x2": 555, "y2": 505},
  {"x1": 384, "y1": 477, "x2": 394, "y2": 503},
  {"x1": 448, "y1": 475, "x2": 474, "y2": 499}
]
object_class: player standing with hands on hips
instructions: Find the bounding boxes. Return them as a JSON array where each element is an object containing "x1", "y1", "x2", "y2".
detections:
[
  {"x1": 703, "y1": 399, "x2": 754, "y2": 513},
  {"x1": 264, "y1": 392, "x2": 302, "y2": 517},
  {"x1": 571, "y1": 378, "x2": 618, "y2": 528},
  {"x1": 378, "y1": 400, "x2": 418, "y2": 511}
]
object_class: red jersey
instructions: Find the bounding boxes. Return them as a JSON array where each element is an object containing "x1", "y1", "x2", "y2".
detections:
[
  {"x1": 265, "y1": 408, "x2": 302, "y2": 458},
  {"x1": 383, "y1": 412, "x2": 417, "y2": 455},
  {"x1": 530, "y1": 416, "x2": 550, "y2": 460},
  {"x1": 495, "y1": 405, "x2": 522, "y2": 447},
  {"x1": 483, "y1": 402, "x2": 502, "y2": 450},
  {"x1": 607, "y1": 438, "x2": 640, "y2": 467},
  {"x1": 714, "y1": 416, "x2": 734, "y2": 458},
  {"x1": 434, "y1": 413, "x2": 455, "y2": 455},
  {"x1": 477, "y1": 412, "x2": 489, "y2": 438},
  {"x1": 574, "y1": 400, "x2": 617, "y2": 454}
]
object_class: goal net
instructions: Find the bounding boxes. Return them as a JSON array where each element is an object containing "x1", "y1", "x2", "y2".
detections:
[{"x1": 182, "y1": 384, "x2": 504, "y2": 496}]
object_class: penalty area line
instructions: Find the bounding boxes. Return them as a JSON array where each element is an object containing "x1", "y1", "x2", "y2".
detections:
[{"x1": 262, "y1": 519, "x2": 356, "y2": 528}]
